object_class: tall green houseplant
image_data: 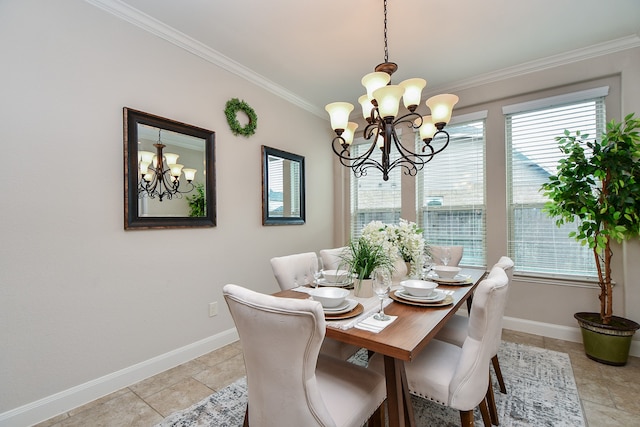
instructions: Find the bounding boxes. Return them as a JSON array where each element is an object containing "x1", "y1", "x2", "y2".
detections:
[{"x1": 541, "y1": 113, "x2": 640, "y2": 364}]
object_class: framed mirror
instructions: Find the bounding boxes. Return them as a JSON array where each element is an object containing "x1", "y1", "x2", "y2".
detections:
[
  {"x1": 262, "y1": 145, "x2": 305, "y2": 225},
  {"x1": 124, "y1": 108, "x2": 216, "y2": 229}
]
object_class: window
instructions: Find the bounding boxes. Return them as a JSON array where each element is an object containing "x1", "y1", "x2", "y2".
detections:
[
  {"x1": 350, "y1": 139, "x2": 402, "y2": 239},
  {"x1": 504, "y1": 87, "x2": 607, "y2": 277},
  {"x1": 417, "y1": 113, "x2": 487, "y2": 267}
]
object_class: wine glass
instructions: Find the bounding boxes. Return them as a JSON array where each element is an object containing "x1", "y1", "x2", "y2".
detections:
[
  {"x1": 312, "y1": 257, "x2": 324, "y2": 288},
  {"x1": 422, "y1": 253, "x2": 434, "y2": 279},
  {"x1": 440, "y1": 247, "x2": 451, "y2": 266},
  {"x1": 372, "y1": 270, "x2": 391, "y2": 321}
]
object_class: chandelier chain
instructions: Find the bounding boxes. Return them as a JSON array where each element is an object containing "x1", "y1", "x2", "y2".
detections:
[{"x1": 383, "y1": 0, "x2": 388, "y2": 63}]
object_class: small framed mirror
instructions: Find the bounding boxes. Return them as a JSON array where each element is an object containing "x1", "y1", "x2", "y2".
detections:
[
  {"x1": 262, "y1": 145, "x2": 305, "y2": 225},
  {"x1": 124, "y1": 108, "x2": 216, "y2": 229}
]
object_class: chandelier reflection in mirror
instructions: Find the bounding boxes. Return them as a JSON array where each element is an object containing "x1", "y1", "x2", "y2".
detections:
[
  {"x1": 137, "y1": 129, "x2": 197, "y2": 201},
  {"x1": 325, "y1": 0, "x2": 459, "y2": 181}
]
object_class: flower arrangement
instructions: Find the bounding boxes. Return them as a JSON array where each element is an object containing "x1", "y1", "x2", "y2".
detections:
[{"x1": 360, "y1": 218, "x2": 425, "y2": 277}]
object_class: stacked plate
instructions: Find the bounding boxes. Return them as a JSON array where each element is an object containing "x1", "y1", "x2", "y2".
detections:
[
  {"x1": 395, "y1": 289, "x2": 447, "y2": 303},
  {"x1": 322, "y1": 298, "x2": 358, "y2": 314},
  {"x1": 314, "y1": 277, "x2": 353, "y2": 288},
  {"x1": 427, "y1": 273, "x2": 472, "y2": 285}
]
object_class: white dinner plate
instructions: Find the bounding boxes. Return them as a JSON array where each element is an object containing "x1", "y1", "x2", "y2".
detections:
[
  {"x1": 428, "y1": 274, "x2": 471, "y2": 284},
  {"x1": 396, "y1": 289, "x2": 447, "y2": 303},
  {"x1": 315, "y1": 278, "x2": 353, "y2": 287},
  {"x1": 323, "y1": 298, "x2": 358, "y2": 314}
]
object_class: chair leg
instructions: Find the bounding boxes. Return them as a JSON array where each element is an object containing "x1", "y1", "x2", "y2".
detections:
[
  {"x1": 486, "y1": 375, "x2": 499, "y2": 425},
  {"x1": 492, "y1": 355, "x2": 507, "y2": 394},
  {"x1": 459, "y1": 410, "x2": 475, "y2": 427},
  {"x1": 243, "y1": 405, "x2": 249, "y2": 427},
  {"x1": 478, "y1": 398, "x2": 492, "y2": 427}
]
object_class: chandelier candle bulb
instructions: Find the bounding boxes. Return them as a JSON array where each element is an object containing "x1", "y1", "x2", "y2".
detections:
[
  {"x1": 416, "y1": 115, "x2": 437, "y2": 142},
  {"x1": 325, "y1": 102, "x2": 354, "y2": 132},
  {"x1": 359, "y1": 94, "x2": 375, "y2": 120},
  {"x1": 341, "y1": 122, "x2": 359, "y2": 146},
  {"x1": 183, "y1": 168, "x2": 197, "y2": 182},
  {"x1": 373, "y1": 85, "x2": 405, "y2": 119},
  {"x1": 399, "y1": 78, "x2": 427, "y2": 111},
  {"x1": 139, "y1": 150, "x2": 154, "y2": 164},
  {"x1": 361, "y1": 71, "x2": 391, "y2": 100},
  {"x1": 164, "y1": 153, "x2": 179, "y2": 165},
  {"x1": 426, "y1": 94, "x2": 459, "y2": 126}
]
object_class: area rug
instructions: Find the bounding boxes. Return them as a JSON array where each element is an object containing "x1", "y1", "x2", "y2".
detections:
[{"x1": 156, "y1": 341, "x2": 585, "y2": 426}]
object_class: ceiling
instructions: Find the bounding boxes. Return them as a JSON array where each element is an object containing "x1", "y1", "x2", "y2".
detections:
[{"x1": 99, "y1": 0, "x2": 640, "y2": 117}]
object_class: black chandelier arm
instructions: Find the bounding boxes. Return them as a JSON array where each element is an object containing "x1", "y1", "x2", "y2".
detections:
[
  {"x1": 421, "y1": 128, "x2": 451, "y2": 155},
  {"x1": 138, "y1": 167, "x2": 195, "y2": 201}
]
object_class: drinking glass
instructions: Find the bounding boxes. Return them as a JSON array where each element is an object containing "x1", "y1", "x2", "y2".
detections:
[
  {"x1": 372, "y1": 270, "x2": 391, "y2": 321},
  {"x1": 422, "y1": 254, "x2": 434, "y2": 279},
  {"x1": 312, "y1": 257, "x2": 324, "y2": 288},
  {"x1": 440, "y1": 247, "x2": 451, "y2": 266}
]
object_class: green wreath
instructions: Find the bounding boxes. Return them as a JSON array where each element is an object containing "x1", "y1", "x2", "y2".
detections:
[{"x1": 224, "y1": 98, "x2": 257, "y2": 137}]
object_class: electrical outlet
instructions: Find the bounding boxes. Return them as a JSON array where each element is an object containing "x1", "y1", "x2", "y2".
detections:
[{"x1": 208, "y1": 301, "x2": 218, "y2": 317}]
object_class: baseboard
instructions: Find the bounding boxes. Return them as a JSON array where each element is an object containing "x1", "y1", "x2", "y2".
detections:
[
  {"x1": 0, "y1": 329, "x2": 239, "y2": 427},
  {"x1": 502, "y1": 316, "x2": 640, "y2": 358}
]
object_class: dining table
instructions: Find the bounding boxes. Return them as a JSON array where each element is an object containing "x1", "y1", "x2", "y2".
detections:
[{"x1": 274, "y1": 267, "x2": 487, "y2": 427}]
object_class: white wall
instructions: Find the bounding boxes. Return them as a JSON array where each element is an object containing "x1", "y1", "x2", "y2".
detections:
[{"x1": 0, "y1": 0, "x2": 334, "y2": 424}]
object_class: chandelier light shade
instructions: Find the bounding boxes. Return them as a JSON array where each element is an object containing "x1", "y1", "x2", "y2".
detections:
[
  {"x1": 138, "y1": 129, "x2": 197, "y2": 201},
  {"x1": 326, "y1": 0, "x2": 459, "y2": 181}
]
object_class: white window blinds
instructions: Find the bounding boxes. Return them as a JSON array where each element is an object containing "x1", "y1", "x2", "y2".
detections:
[
  {"x1": 505, "y1": 88, "x2": 607, "y2": 277},
  {"x1": 417, "y1": 114, "x2": 486, "y2": 267},
  {"x1": 350, "y1": 139, "x2": 402, "y2": 239}
]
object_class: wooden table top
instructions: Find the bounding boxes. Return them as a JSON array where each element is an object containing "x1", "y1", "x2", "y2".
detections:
[{"x1": 275, "y1": 267, "x2": 486, "y2": 362}]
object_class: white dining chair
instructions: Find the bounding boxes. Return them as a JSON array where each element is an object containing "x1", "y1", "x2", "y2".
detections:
[
  {"x1": 270, "y1": 252, "x2": 317, "y2": 290},
  {"x1": 429, "y1": 245, "x2": 464, "y2": 266},
  {"x1": 433, "y1": 256, "x2": 514, "y2": 425},
  {"x1": 270, "y1": 251, "x2": 360, "y2": 360},
  {"x1": 369, "y1": 266, "x2": 510, "y2": 427},
  {"x1": 319, "y1": 247, "x2": 349, "y2": 271},
  {"x1": 223, "y1": 284, "x2": 386, "y2": 427}
]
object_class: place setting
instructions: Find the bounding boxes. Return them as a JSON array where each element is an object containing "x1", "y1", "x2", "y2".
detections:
[
  {"x1": 313, "y1": 268, "x2": 354, "y2": 288},
  {"x1": 308, "y1": 287, "x2": 363, "y2": 320},
  {"x1": 426, "y1": 265, "x2": 472, "y2": 286},
  {"x1": 390, "y1": 279, "x2": 454, "y2": 307}
]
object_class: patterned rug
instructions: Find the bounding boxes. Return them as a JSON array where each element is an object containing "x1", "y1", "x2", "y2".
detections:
[{"x1": 157, "y1": 341, "x2": 585, "y2": 426}]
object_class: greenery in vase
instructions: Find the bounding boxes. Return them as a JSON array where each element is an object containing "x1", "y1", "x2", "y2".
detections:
[
  {"x1": 341, "y1": 237, "x2": 394, "y2": 282},
  {"x1": 186, "y1": 183, "x2": 206, "y2": 217},
  {"x1": 541, "y1": 113, "x2": 640, "y2": 325}
]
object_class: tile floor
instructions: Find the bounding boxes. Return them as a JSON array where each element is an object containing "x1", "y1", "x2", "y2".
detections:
[{"x1": 34, "y1": 329, "x2": 640, "y2": 426}]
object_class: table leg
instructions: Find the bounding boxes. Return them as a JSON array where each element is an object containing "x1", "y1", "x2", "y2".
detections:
[{"x1": 383, "y1": 355, "x2": 415, "y2": 427}]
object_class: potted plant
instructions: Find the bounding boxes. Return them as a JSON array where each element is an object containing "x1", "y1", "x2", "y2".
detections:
[
  {"x1": 186, "y1": 183, "x2": 206, "y2": 217},
  {"x1": 341, "y1": 237, "x2": 394, "y2": 297},
  {"x1": 541, "y1": 113, "x2": 640, "y2": 365}
]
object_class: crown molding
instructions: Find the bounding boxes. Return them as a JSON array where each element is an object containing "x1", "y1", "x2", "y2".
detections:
[
  {"x1": 428, "y1": 34, "x2": 640, "y2": 95},
  {"x1": 84, "y1": 0, "x2": 326, "y2": 118}
]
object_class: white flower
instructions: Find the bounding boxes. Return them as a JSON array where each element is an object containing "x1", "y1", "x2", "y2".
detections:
[{"x1": 360, "y1": 219, "x2": 425, "y2": 276}]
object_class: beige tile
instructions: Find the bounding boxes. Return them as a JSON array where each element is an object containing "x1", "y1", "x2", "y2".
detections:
[
  {"x1": 597, "y1": 362, "x2": 640, "y2": 393},
  {"x1": 67, "y1": 387, "x2": 130, "y2": 417},
  {"x1": 582, "y1": 400, "x2": 640, "y2": 427},
  {"x1": 574, "y1": 376, "x2": 615, "y2": 406},
  {"x1": 607, "y1": 381, "x2": 640, "y2": 415},
  {"x1": 44, "y1": 390, "x2": 162, "y2": 427},
  {"x1": 543, "y1": 336, "x2": 585, "y2": 356},
  {"x1": 501, "y1": 329, "x2": 545, "y2": 348},
  {"x1": 196, "y1": 341, "x2": 243, "y2": 367},
  {"x1": 129, "y1": 358, "x2": 206, "y2": 398},
  {"x1": 143, "y1": 377, "x2": 214, "y2": 418},
  {"x1": 193, "y1": 353, "x2": 246, "y2": 391},
  {"x1": 33, "y1": 412, "x2": 69, "y2": 427}
]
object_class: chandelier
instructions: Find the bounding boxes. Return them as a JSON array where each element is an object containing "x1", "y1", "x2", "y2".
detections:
[
  {"x1": 325, "y1": 0, "x2": 459, "y2": 181},
  {"x1": 137, "y1": 129, "x2": 197, "y2": 201}
]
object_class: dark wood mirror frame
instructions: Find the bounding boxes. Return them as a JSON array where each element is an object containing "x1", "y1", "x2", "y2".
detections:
[
  {"x1": 124, "y1": 107, "x2": 216, "y2": 230},
  {"x1": 262, "y1": 145, "x2": 305, "y2": 225}
]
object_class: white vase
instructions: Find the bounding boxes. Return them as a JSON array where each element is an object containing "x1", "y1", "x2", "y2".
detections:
[{"x1": 354, "y1": 278, "x2": 374, "y2": 298}]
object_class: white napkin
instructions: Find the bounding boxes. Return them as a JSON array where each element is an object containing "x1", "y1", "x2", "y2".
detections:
[{"x1": 354, "y1": 313, "x2": 398, "y2": 333}]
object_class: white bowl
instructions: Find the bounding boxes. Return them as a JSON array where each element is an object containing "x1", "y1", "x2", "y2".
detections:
[
  {"x1": 433, "y1": 265, "x2": 462, "y2": 279},
  {"x1": 401, "y1": 280, "x2": 438, "y2": 297},
  {"x1": 309, "y1": 287, "x2": 350, "y2": 308},
  {"x1": 322, "y1": 269, "x2": 350, "y2": 283}
]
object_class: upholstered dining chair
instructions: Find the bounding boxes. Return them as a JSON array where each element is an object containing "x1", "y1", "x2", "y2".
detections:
[
  {"x1": 270, "y1": 252, "x2": 317, "y2": 290},
  {"x1": 223, "y1": 284, "x2": 386, "y2": 427},
  {"x1": 369, "y1": 266, "x2": 510, "y2": 427},
  {"x1": 319, "y1": 247, "x2": 349, "y2": 271},
  {"x1": 429, "y1": 245, "x2": 464, "y2": 266},
  {"x1": 270, "y1": 251, "x2": 360, "y2": 360},
  {"x1": 433, "y1": 256, "x2": 514, "y2": 425}
]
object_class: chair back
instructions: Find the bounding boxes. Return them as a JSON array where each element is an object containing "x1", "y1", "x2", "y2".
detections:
[
  {"x1": 319, "y1": 247, "x2": 348, "y2": 271},
  {"x1": 449, "y1": 266, "x2": 509, "y2": 410},
  {"x1": 223, "y1": 284, "x2": 335, "y2": 426},
  {"x1": 270, "y1": 252, "x2": 317, "y2": 290},
  {"x1": 494, "y1": 255, "x2": 514, "y2": 282},
  {"x1": 429, "y1": 245, "x2": 464, "y2": 266}
]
